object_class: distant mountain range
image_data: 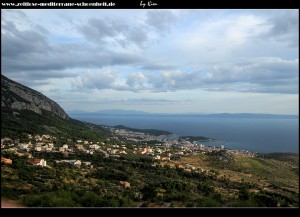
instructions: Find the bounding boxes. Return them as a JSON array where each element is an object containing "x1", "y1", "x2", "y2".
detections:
[
  {"x1": 200, "y1": 113, "x2": 298, "y2": 119},
  {"x1": 68, "y1": 109, "x2": 298, "y2": 119},
  {"x1": 68, "y1": 109, "x2": 150, "y2": 116}
]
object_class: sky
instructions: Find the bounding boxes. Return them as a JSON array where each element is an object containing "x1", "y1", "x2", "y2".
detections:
[{"x1": 1, "y1": 9, "x2": 299, "y2": 114}]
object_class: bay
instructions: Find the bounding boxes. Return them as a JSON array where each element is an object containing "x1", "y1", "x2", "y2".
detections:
[{"x1": 70, "y1": 114, "x2": 299, "y2": 153}]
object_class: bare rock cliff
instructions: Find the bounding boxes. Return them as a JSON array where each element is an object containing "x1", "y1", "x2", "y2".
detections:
[{"x1": 1, "y1": 75, "x2": 69, "y2": 119}]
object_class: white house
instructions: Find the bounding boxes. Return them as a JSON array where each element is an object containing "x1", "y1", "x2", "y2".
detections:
[
  {"x1": 74, "y1": 160, "x2": 81, "y2": 168},
  {"x1": 35, "y1": 146, "x2": 42, "y2": 152},
  {"x1": 110, "y1": 149, "x2": 117, "y2": 154},
  {"x1": 28, "y1": 159, "x2": 47, "y2": 167},
  {"x1": 154, "y1": 155, "x2": 161, "y2": 160},
  {"x1": 18, "y1": 144, "x2": 28, "y2": 150},
  {"x1": 83, "y1": 161, "x2": 91, "y2": 166}
]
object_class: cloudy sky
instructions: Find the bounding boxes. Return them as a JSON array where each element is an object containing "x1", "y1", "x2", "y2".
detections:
[{"x1": 1, "y1": 9, "x2": 299, "y2": 114}]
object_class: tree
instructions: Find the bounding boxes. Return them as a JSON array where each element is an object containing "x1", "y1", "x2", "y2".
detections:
[{"x1": 239, "y1": 187, "x2": 250, "y2": 200}]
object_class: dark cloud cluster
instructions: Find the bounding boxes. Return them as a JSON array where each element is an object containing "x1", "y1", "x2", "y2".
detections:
[
  {"x1": 2, "y1": 21, "x2": 50, "y2": 58},
  {"x1": 2, "y1": 10, "x2": 177, "y2": 85},
  {"x1": 140, "y1": 63, "x2": 176, "y2": 70},
  {"x1": 2, "y1": 14, "x2": 143, "y2": 83},
  {"x1": 79, "y1": 18, "x2": 148, "y2": 48},
  {"x1": 263, "y1": 10, "x2": 298, "y2": 47},
  {"x1": 78, "y1": 10, "x2": 177, "y2": 48},
  {"x1": 146, "y1": 10, "x2": 177, "y2": 35},
  {"x1": 205, "y1": 58, "x2": 298, "y2": 93}
]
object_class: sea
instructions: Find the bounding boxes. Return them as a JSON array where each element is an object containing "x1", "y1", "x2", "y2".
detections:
[{"x1": 70, "y1": 114, "x2": 299, "y2": 154}]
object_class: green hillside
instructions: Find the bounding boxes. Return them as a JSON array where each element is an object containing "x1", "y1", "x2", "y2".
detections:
[
  {"x1": 1, "y1": 107, "x2": 111, "y2": 142},
  {"x1": 2, "y1": 150, "x2": 298, "y2": 207}
]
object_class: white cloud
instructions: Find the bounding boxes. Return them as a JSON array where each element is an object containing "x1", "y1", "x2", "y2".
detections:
[
  {"x1": 2, "y1": 9, "x2": 298, "y2": 114},
  {"x1": 73, "y1": 70, "x2": 124, "y2": 90},
  {"x1": 126, "y1": 72, "x2": 146, "y2": 91},
  {"x1": 69, "y1": 56, "x2": 298, "y2": 94}
]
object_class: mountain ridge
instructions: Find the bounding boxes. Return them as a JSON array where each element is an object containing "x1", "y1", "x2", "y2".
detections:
[
  {"x1": 1, "y1": 74, "x2": 110, "y2": 141},
  {"x1": 1, "y1": 75, "x2": 69, "y2": 119}
]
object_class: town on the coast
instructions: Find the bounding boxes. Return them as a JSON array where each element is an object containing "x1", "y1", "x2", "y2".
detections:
[{"x1": 1, "y1": 127, "x2": 256, "y2": 172}]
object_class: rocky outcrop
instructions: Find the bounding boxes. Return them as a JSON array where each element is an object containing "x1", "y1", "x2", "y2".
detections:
[{"x1": 1, "y1": 75, "x2": 69, "y2": 119}]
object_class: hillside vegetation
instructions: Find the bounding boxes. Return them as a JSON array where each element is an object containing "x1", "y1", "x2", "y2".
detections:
[
  {"x1": 1, "y1": 149, "x2": 298, "y2": 207},
  {"x1": 1, "y1": 107, "x2": 111, "y2": 143}
]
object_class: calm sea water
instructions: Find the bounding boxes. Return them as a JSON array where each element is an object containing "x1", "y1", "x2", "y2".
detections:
[{"x1": 70, "y1": 114, "x2": 299, "y2": 153}]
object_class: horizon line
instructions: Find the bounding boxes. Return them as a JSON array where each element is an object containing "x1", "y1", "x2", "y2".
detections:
[{"x1": 66, "y1": 109, "x2": 299, "y2": 116}]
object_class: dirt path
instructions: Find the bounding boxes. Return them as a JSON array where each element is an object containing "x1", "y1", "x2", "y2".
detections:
[{"x1": 1, "y1": 198, "x2": 26, "y2": 208}]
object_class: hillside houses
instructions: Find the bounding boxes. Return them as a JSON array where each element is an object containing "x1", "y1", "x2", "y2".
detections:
[
  {"x1": 76, "y1": 144, "x2": 84, "y2": 150},
  {"x1": 120, "y1": 181, "x2": 131, "y2": 188},
  {"x1": 1, "y1": 130, "x2": 256, "y2": 176},
  {"x1": 1, "y1": 157, "x2": 12, "y2": 164},
  {"x1": 35, "y1": 145, "x2": 42, "y2": 152},
  {"x1": 74, "y1": 160, "x2": 81, "y2": 168},
  {"x1": 1, "y1": 137, "x2": 12, "y2": 144},
  {"x1": 55, "y1": 159, "x2": 93, "y2": 169},
  {"x1": 27, "y1": 159, "x2": 47, "y2": 167},
  {"x1": 18, "y1": 143, "x2": 29, "y2": 150}
]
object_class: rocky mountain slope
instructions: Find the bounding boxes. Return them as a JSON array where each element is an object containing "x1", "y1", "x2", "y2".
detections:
[
  {"x1": 1, "y1": 74, "x2": 110, "y2": 141},
  {"x1": 1, "y1": 75, "x2": 69, "y2": 119}
]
